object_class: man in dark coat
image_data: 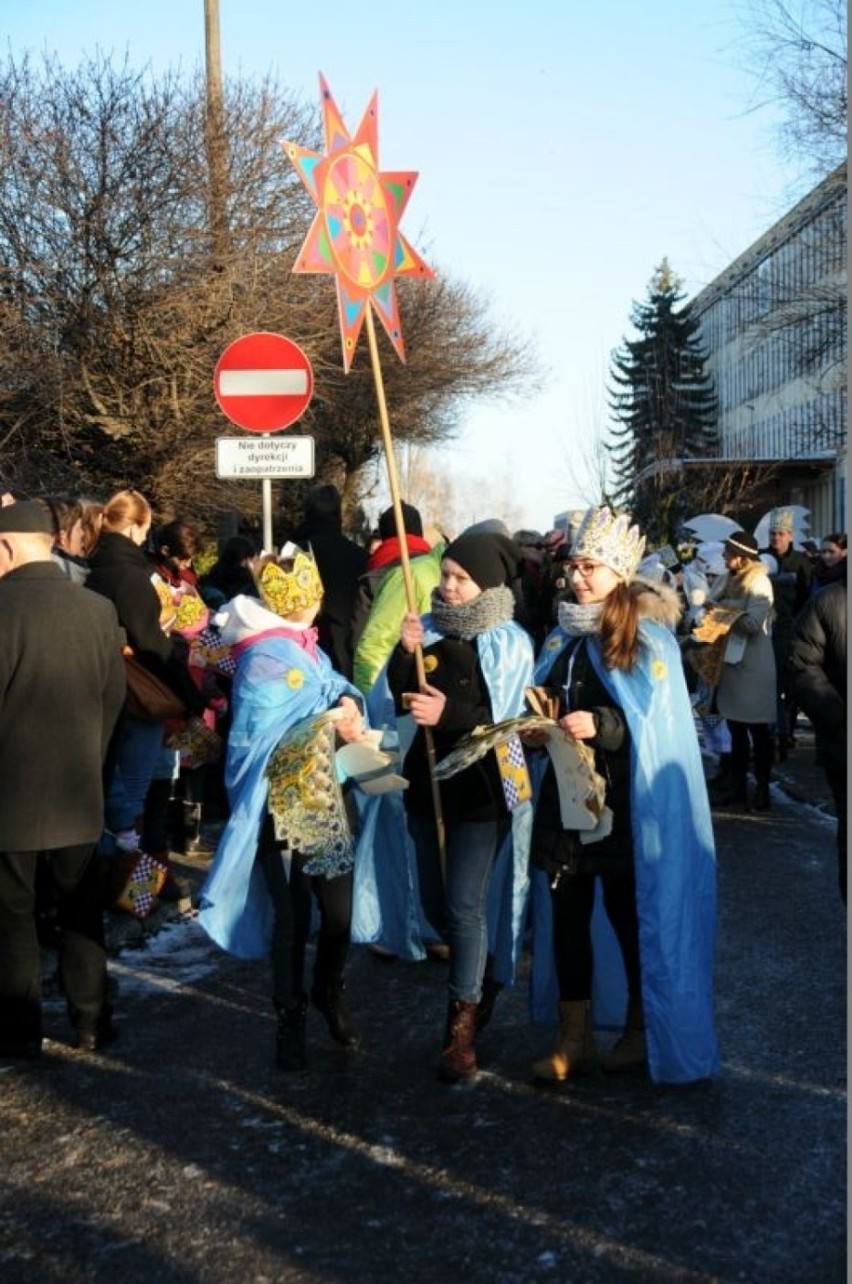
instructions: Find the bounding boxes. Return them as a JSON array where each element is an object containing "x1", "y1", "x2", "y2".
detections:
[
  {"x1": 0, "y1": 501, "x2": 126, "y2": 1058},
  {"x1": 760, "y1": 507, "x2": 812, "y2": 757},
  {"x1": 789, "y1": 564, "x2": 847, "y2": 903},
  {"x1": 292, "y1": 484, "x2": 367, "y2": 679}
]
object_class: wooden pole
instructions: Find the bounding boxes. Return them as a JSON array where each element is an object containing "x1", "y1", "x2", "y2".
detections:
[
  {"x1": 203, "y1": 0, "x2": 229, "y2": 269},
  {"x1": 364, "y1": 306, "x2": 446, "y2": 874}
]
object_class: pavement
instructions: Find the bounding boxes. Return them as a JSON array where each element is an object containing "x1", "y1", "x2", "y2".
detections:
[{"x1": 2, "y1": 715, "x2": 843, "y2": 1283}]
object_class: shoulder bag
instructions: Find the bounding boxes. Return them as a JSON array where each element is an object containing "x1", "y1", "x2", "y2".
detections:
[{"x1": 123, "y1": 649, "x2": 187, "y2": 722}]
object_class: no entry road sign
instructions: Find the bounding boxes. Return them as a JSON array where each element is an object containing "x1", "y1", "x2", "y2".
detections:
[{"x1": 214, "y1": 332, "x2": 313, "y2": 433}]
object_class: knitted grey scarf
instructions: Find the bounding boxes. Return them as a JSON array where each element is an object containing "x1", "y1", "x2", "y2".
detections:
[
  {"x1": 430, "y1": 585, "x2": 515, "y2": 640},
  {"x1": 557, "y1": 599, "x2": 604, "y2": 637}
]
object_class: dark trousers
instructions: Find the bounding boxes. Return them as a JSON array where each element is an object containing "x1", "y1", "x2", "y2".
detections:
[
  {"x1": 0, "y1": 844, "x2": 107, "y2": 1045},
  {"x1": 822, "y1": 760, "x2": 847, "y2": 904},
  {"x1": 551, "y1": 869, "x2": 642, "y2": 1003},
  {"x1": 256, "y1": 819, "x2": 352, "y2": 1012},
  {"x1": 728, "y1": 720, "x2": 774, "y2": 786}
]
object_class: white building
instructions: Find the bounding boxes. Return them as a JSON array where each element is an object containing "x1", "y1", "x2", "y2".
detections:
[{"x1": 691, "y1": 164, "x2": 847, "y2": 536}]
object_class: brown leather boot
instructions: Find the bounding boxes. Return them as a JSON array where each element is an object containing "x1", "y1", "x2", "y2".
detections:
[
  {"x1": 601, "y1": 996, "x2": 647, "y2": 1072},
  {"x1": 437, "y1": 999, "x2": 478, "y2": 1083},
  {"x1": 475, "y1": 970, "x2": 503, "y2": 1032},
  {"x1": 532, "y1": 999, "x2": 596, "y2": 1082}
]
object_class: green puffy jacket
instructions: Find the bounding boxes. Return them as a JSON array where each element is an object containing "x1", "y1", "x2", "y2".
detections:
[{"x1": 353, "y1": 548, "x2": 443, "y2": 696}]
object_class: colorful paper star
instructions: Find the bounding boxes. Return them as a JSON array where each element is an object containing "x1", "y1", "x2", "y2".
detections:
[{"x1": 282, "y1": 75, "x2": 434, "y2": 372}]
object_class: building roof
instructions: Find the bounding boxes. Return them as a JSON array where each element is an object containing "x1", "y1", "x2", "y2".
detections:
[{"x1": 691, "y1": 162, "x2": 847, "y2": 316}]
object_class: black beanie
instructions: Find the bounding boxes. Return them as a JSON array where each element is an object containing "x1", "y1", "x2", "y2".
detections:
[
  {"x1": 378, "y1": 501, "x2": 423, "y2": 540},
  {"x1": 442, "y1": 532, "x2": 521, "y2": 590}
]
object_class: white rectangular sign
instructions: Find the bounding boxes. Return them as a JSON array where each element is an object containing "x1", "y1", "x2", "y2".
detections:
[
  {"x1": 218, "y1": 369, "x2": 310, "y2": 397},
  {"x1": 215, "y1": 436, "x2": 315, "y2": 479}
]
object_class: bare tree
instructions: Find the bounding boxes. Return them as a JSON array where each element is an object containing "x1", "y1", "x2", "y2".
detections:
[
  {"x1": 0, "y1": 53, "x2": 541, "y2": 533},
  {"x1": 735, "y1": 0, "x2": 847, "y2": 178}
]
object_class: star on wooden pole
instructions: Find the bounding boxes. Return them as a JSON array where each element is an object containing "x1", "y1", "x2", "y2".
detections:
[{"x1": 282, "y1": 74, "x2": 433, "y2": 373}]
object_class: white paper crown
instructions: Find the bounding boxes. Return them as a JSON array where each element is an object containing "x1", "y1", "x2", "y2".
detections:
[
  {"x1": 768, "y1": 507, "x2": 795, "y2": 533},
  {"x1": 571, "y1": 507, "x2": 646, "y2": 581}
]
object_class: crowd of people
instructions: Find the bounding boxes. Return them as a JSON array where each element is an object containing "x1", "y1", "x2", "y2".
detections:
[{"x1": 0, "y1": 485, "x2": 844, "y2": 1088}]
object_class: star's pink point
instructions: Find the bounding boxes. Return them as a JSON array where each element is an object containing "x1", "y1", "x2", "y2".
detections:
[{"x1": 281, "y1": 74, "x2": 433, "y2": 372}]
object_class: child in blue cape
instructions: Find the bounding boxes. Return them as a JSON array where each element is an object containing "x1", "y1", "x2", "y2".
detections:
[{"x1": 197, "y1": 545, "x2": 368, "y2": 1071}]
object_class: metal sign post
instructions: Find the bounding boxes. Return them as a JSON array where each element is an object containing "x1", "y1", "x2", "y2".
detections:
[{"x1": 213, "y1": 332, "x2": 315, "y2": 549}]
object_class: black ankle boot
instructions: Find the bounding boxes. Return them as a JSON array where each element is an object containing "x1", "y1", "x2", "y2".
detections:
[
  {"x1": 753, "y1": 781, "x2": 771, "y2": 811},
  {"x1": 275, "y1": 1000, "x2": 308, "y2": 1071},
  {"x1": 310, "y1": 981, "x2": 361, "y2": 1050},
  {"x1": 709, "y1": 777, "x2": 748, "y2": 807}
]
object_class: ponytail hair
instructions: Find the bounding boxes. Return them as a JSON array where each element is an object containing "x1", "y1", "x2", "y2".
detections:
[{"x1": 99, "y1": 489, "x2": 152, "y2": 537}]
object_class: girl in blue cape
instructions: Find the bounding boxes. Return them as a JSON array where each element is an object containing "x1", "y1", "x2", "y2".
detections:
[
  {"x1": 386, "y1": 531, "x2": 534, "y2": 1084},
  {"x1": 197, "y1": 546, "x2": 368, "y2": 1072},
  {"x1": 525, "y1": 507, "x2": 718, "y2": 1086}
]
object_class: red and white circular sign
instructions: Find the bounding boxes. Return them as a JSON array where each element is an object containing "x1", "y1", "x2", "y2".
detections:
[{"x1": 214, "y1": 332, "x2": 314, "y2": 433}]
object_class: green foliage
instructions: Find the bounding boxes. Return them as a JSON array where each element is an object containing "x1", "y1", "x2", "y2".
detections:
[{"x1": 606, "y1": 260, "x2": 719, "y2": 544}]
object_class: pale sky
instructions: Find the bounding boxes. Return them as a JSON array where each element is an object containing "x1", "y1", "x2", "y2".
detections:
[{"x1": 1, "y1": 0, "x2": 808, "y2": 533}]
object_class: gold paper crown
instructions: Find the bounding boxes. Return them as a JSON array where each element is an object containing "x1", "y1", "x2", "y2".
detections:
[
  {"x1": 258, "y1": 549, "x2": 323, "y2": 619},
  {"x1": 571, "y1": 507, "x2": 646, "y2": 580}
]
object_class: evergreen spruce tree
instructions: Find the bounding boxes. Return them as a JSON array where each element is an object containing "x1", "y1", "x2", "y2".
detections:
[{"x1": 607, "y1": 260, "x2": 719, "y2": 544}]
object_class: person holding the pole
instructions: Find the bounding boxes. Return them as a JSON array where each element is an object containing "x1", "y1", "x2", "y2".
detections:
[{"x1": 387, "y1": 531, "x2": 535, "y2": 1083}]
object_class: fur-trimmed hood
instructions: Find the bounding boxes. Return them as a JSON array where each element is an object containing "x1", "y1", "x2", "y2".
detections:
[
  {"x1": 630, "y1": 576, "x2": 683, "y2": 630},
  {"x1": 708, "y1": 559, "x2": 771, "y2": 605}
]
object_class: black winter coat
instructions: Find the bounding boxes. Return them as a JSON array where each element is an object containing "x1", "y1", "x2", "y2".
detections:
[
  {"x1": 294, "y1": 516, "x2": 367, "y2": 680},
  {"x1": 789, "y1": 579, "x2": 847, "y2": 769},
  {"x1": 387, "y1": 635, "x2": 508, "y2": 825},
  {"x1": 530, "y1": 637, "x2": 633, "y2": 877},
  {"x1": 0, "y1": 563, "x2": 126, "y2": 849},
  {"x1": 762, "y1": 545, "x2": 812, "y2": 660},
  {"x1": 86, "y1": 531, "x2": 205, "y2": 715}
]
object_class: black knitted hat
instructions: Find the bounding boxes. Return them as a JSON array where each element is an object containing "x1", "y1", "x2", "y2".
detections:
[{"x1": 442, "y1": 532, "x2": 522, "y2": 590}]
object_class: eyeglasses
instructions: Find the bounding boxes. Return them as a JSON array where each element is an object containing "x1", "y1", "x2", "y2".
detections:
[{"x1": 568, "y1": 561, "x2": 603, "y2": 579}]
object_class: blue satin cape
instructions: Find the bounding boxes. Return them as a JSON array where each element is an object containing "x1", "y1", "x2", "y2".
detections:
[{"x1": 197, "y1": 635, "x2": 362, "y2": 959}]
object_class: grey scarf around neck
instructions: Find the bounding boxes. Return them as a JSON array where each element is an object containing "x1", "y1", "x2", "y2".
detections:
[
  {"x1": 557, "y1": 599, "x2": 604, "y2": 637},
  {"x1": 430, "y1": 584, "x2": 515, "y2": 640}
]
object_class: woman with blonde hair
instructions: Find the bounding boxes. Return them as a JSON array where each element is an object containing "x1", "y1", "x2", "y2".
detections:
[{"x1": 86, "y1": 490, "x2": 205, "y2": 899}]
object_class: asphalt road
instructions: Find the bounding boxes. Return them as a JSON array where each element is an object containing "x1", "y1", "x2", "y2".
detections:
[{"x1": 0, "y1": 774, "x2": 846, "y2": 1283}]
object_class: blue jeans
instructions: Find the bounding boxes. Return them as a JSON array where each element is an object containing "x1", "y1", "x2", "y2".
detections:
[
  {"x1": 104, "y1": 715, "x2": 166, "y2": 833},
  {"x1": 408, "y1": 814, "x2": 503, "y2": 1003}
]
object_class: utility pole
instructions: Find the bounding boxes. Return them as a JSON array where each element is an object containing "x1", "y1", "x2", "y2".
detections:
[{"x1": 204, "y1": 0, "x2": 229, "y2": 269}]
